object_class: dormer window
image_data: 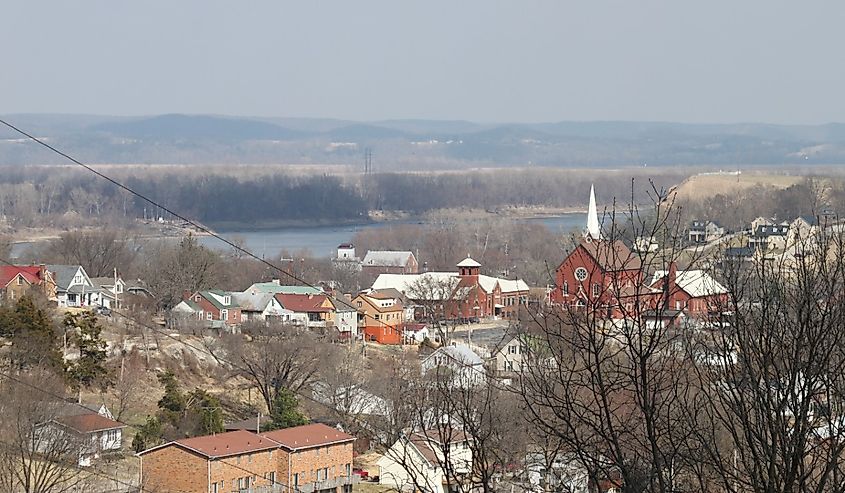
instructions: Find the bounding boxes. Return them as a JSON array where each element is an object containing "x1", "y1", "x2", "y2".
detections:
[
  {"x1": 16, "y1": 276, "x2": 23, "y2": 286},
  {"x1": 223, "y1": 295, "x2": 231, "y2": 305}
]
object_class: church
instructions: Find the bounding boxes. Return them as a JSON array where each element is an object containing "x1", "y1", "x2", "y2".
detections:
[
  {"x1": 551, "y1": 186, "x2": 728, "y2": 319},
  {"x1": 551, "y1": 186, "x2": 643, "y2": 317}
]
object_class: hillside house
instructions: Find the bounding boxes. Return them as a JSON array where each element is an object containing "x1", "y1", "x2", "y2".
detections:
[
  {"x1": 259, "y1": 424, "x2": 355, "y2": 493},
  {"x1": 171, "y1": 290, "x2": 242, "y2": 329},
  {"x1": 275, "y1": 292, "x2": 335, "y2": 328},
  {"x1": 378, "y1": 429, "x2": 472, "y2": 493},
  {"x1": 526, "y1": 452, "x2": 622, "y2": 493},
  {"x1": 748, "y1": 222, "x2": 790, "y2": 251},
  {"x1": 232, "y1": 291, "x2": 293, "y2": 323},
  {"x1": 353, "y1": 292, "x2": 405, "y2": 344},
  {"x1": 492, "y1": 334, "x2": 529, "y2": 375},
  {"x1": 688, "y1": 220, "x2": 725, "y2": 244},
  {"x1": 421, "y1": 343, "x2": 486, "y2": 389},
  {"x1": 47, "y1": 265, "x2": 99, "y2": 307},
  {"x1": 329, "y1": 297, "x2": 358, "y2": 340},
  {"x1": 90, "y1": 275, "x2": 152, "y2": 309},
  {"x1": 362, "y1": 250, "x2": 419, "y2": 276},
  {"x1": 0, "y1": 264, "x2": 54, "y2": 302},
  {"x1": 37, "y1": 403, "x2": 124, "y2": 467}
]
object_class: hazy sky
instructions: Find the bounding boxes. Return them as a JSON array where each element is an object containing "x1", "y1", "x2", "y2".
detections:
[{"x1": 3, "y1": 1, "x2": 843, "y2": 124}]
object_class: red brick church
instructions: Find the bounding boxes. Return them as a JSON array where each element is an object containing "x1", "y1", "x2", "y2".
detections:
[{"x1": 551, "y1": 186, "x2": 727, "y2": 319}]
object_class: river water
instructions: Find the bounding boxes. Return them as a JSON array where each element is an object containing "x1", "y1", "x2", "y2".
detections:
[
  {"x1": 203, "y1": 213, "x2": 586, "y2": 258},
  {"x1": 11, "y1": 213, "x2": 585, "y2": 259}
]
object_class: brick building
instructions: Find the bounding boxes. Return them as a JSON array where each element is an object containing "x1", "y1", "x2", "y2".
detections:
[
  {"x1": 0, "y1": 265, "x2": 53, "y2": 302},
  {"x1": 261, "y1": 423, "x2": 355, "y2": 493},
  {"x1": 138, "y1": 425, "x2": 354, "y2": 493},
  {"x1": 137, "y1": 429, "x2": 279, "y2": 493}
]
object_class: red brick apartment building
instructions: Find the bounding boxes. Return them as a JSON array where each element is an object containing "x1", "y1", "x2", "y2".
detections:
[
  {"x1": 261, "y1": 424, "x2": 355, "y2": 493},
  {"x1": 138, "y1": 424, "x2": 354, "y2": 493}
]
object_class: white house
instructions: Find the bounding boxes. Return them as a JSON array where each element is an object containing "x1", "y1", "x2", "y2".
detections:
[
  {"x1": 526, "y1": 452, "x2": 621, "y2": 493},
  {"x1": 492, "y1": 334, "x2": 529, "y2": 374},
  {"x1": 421, "y1": 343, "x2": 486, "y2": 389},
  {"x1": 47, "y1": 265, "x2": 99, "y2": 308},
  {"x1": 378, "y1": 429, "x2": 472, "y2": 493},
  {"x1": 330, "y1": 297, "x2": 359, "y2": 339},
  {"x1": 36, "y1": 403, "x2": 124, "y2": 467},
  {"x1": 231, "y1": 292, "x2": 292, "y2": 323}
]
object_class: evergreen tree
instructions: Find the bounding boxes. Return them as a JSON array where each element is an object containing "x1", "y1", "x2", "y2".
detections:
[
  {"x1": 266, "y1": 388, "x2": 307, "y2": 431},
  {"x1": 2, "y1": 296, "x2": 63, "y2": 371},
  {"x1": 132, "y1": 416, "x2": 163, "y2": 453},
  {"x1": 187, "y1": 388, "x2": 224, "y2": 435},
  {"x1": 65, "y1": 312, "x2": 111, "y2": 391},
  {"x1": 156, "y1": 370, "x2": 186, "y2": 425}
]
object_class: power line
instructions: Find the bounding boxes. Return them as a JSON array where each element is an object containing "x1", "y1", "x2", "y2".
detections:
[{"x1": 0, "y1": 117, "x2": 401, "y2": 333}]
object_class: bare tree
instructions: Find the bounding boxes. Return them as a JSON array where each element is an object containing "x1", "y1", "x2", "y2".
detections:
[
  {"x1": 221, "y1": 322, "x2": 320, "y2": 414},
  {"x1": 406, "y1": 274, "x2": 461, "y2": 345},
  {"x1": 689, "y1": 229, "x2": 845, "y2": 493},
  {"x1": 44, "y1": 230, "x2": 137, "y2": 278},
  {"x1": 517, "y1": 184, "x2": 710, "y2": 493},
  {"x1": 0, "y1": 371, "x2": 92, "y2": 493}
]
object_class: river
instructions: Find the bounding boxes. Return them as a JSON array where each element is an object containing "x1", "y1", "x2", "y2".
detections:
[
  {"x1": 10, "y1": 213, "x2": 586, "y2": 259},
  {"x1": 202, "y1": 213, "x2": 586, "y2": 258}
]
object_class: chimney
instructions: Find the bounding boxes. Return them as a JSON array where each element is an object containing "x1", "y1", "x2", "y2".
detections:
[
  {"x1": 38, "y1": 264, "x2": 47, "y2": 283},
  {"x1": 182, "y1": 290, "x2": 192, "y2": 301},
  {"x1": 666, "y1": 262, "x2": 678, "y2": 310}
]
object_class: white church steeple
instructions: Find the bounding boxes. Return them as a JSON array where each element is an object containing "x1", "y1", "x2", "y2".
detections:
[{"x1": 586, "y1": 184, "x2": 601, "y2": 240}]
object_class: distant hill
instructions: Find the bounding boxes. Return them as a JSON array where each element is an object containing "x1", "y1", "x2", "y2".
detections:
[
  {"x1": 3, "y1": 113, "x2": 845, "y2": 168},
  {"x1": 89, "y1": 114, "x2": 308, "y2": 141}
]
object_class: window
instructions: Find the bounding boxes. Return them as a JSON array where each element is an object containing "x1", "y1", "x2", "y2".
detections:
[
  {"x1": 16, "y1": 276, "x2": 22, "y2": 286},
  {"x1": 505, "y1": 361, "x2": 513, "y2": 371},
  {"x1": 268, "y1": 471, "x2": 275, "y2": 484},
  {"x1": 106, "y1": 429, "x2": 118, "y2": 442},
  {"x1": 374, "y1": 314, "x2": 380, "y2": 320},
  {"x1": 206, "y1": 312, "x2": 212, "y2": 321},
  {"x1": 592, "y1": 283, "x2": 601, "y2": 297},
  {"x1": 508, "y1": 345, "x2": 518, "y2": 354},
  {"x1": 224, "y1": 295, "x2": 231, "y2": 305},
  {"x1": 346, "y1": 463, "x2": 351, "y2": 477},
  {"x1": 574, "y1": 267, "x2": 588, "y2": 282},
  {"x1": 221, "y1": 309, "x2": 228, "y2": 321},
  {"x1": 356, "y1": 301, "x2": 362, "y2": 308},
  {"x1": 195, "y1": 295, "x2": 201, "y2": 302}
]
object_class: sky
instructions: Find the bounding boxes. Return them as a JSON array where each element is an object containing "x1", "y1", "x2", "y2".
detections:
[{"x1": 2, "y1": 1, "x2": 844, "y2": 124}]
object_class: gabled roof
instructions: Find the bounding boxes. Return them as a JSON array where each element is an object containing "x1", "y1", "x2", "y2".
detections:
[
  {"x1": 355, "y1": 293, "x2": 404, "y2": 312},
  {"x1": 362, "y1": 251, "x2": 414, "y2": 267},
  {"x1": 372, "y1": 272, "x2": 459, "y2": 300},
  {"x1": 138, "y1": 429, "x2": 277, "y2": 459},
  {"x1": 231, "y1": 292, "x2": 276, "y2": 312},
  {"x1": 0, "y1": 265, "x2": 43, "y2": 287},
  {"x1": 576, "y1": 240, "x2": 641, "y2": 272},
  {"x1": 407, "y1": 428, "x2": 469, "y2": 466},
  {"x1": 367, "y1": 288, "x2": 405, "y2": 300},
  {"x1": 247, "y1": 282, "x2": 323, "y2": 296},
  {"x1": 46, "y1": 265, "x2": 89, "y2": 290},
  {"x1": 650, "y1": 270, "x2": 728, "y2": 298},
  {"x1": 275, "y1": 293, "x2": 332, "y2": 313},
  {"x1": 260, "y1": 423, "x2": 354, "y2": 451},
  {"x1": 55, "y1": 413, "x2": 125, "y2": 434},
  {"x1": 424, "y1": 343, "x2": 484, "y2": 367}
]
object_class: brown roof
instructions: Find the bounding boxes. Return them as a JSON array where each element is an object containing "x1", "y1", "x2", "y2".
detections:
[
  {"x1": 56, "y1": 413, "x2": 125, "y2": 434},
  {"x1": 408, "y1": 429, "x2": 468, "y2": 466},
  {"x1": 260, "y1": 423, "x2": 354, "y2": 451},
  {"x1": 275, "y1": 293, "x2": 333, "y2": 313},
  {"x1": 578, "y1": 240, "x2": 641, "y2": 272},
  {"x1": 140, "y1": 429, "x2": 277, "y2": 458},
  {"x1": 367, "y1": 288, "x2": 405, "y2": 301}
]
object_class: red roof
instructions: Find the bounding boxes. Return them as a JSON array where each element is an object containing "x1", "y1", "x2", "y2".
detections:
[
  {"x1": 56, "y1": 413, "x2": 125, "y2": 434},
  {"x1": 0, "y1": 265, "x2": 43, "y2": 288},
  {"x1": 140, "y1": 430, "x2": 278, "y2": 459},
  {"x1": 260, "y1": 423, "x2": 354, "y2": 450},
  {"x1": 275, "y1": 293, "x2": 332, "y2": 313}
]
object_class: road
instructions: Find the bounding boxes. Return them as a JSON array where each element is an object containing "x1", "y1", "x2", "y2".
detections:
[{"x1": 450, "y1": 320, "x2": 512, "y2": 349}]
